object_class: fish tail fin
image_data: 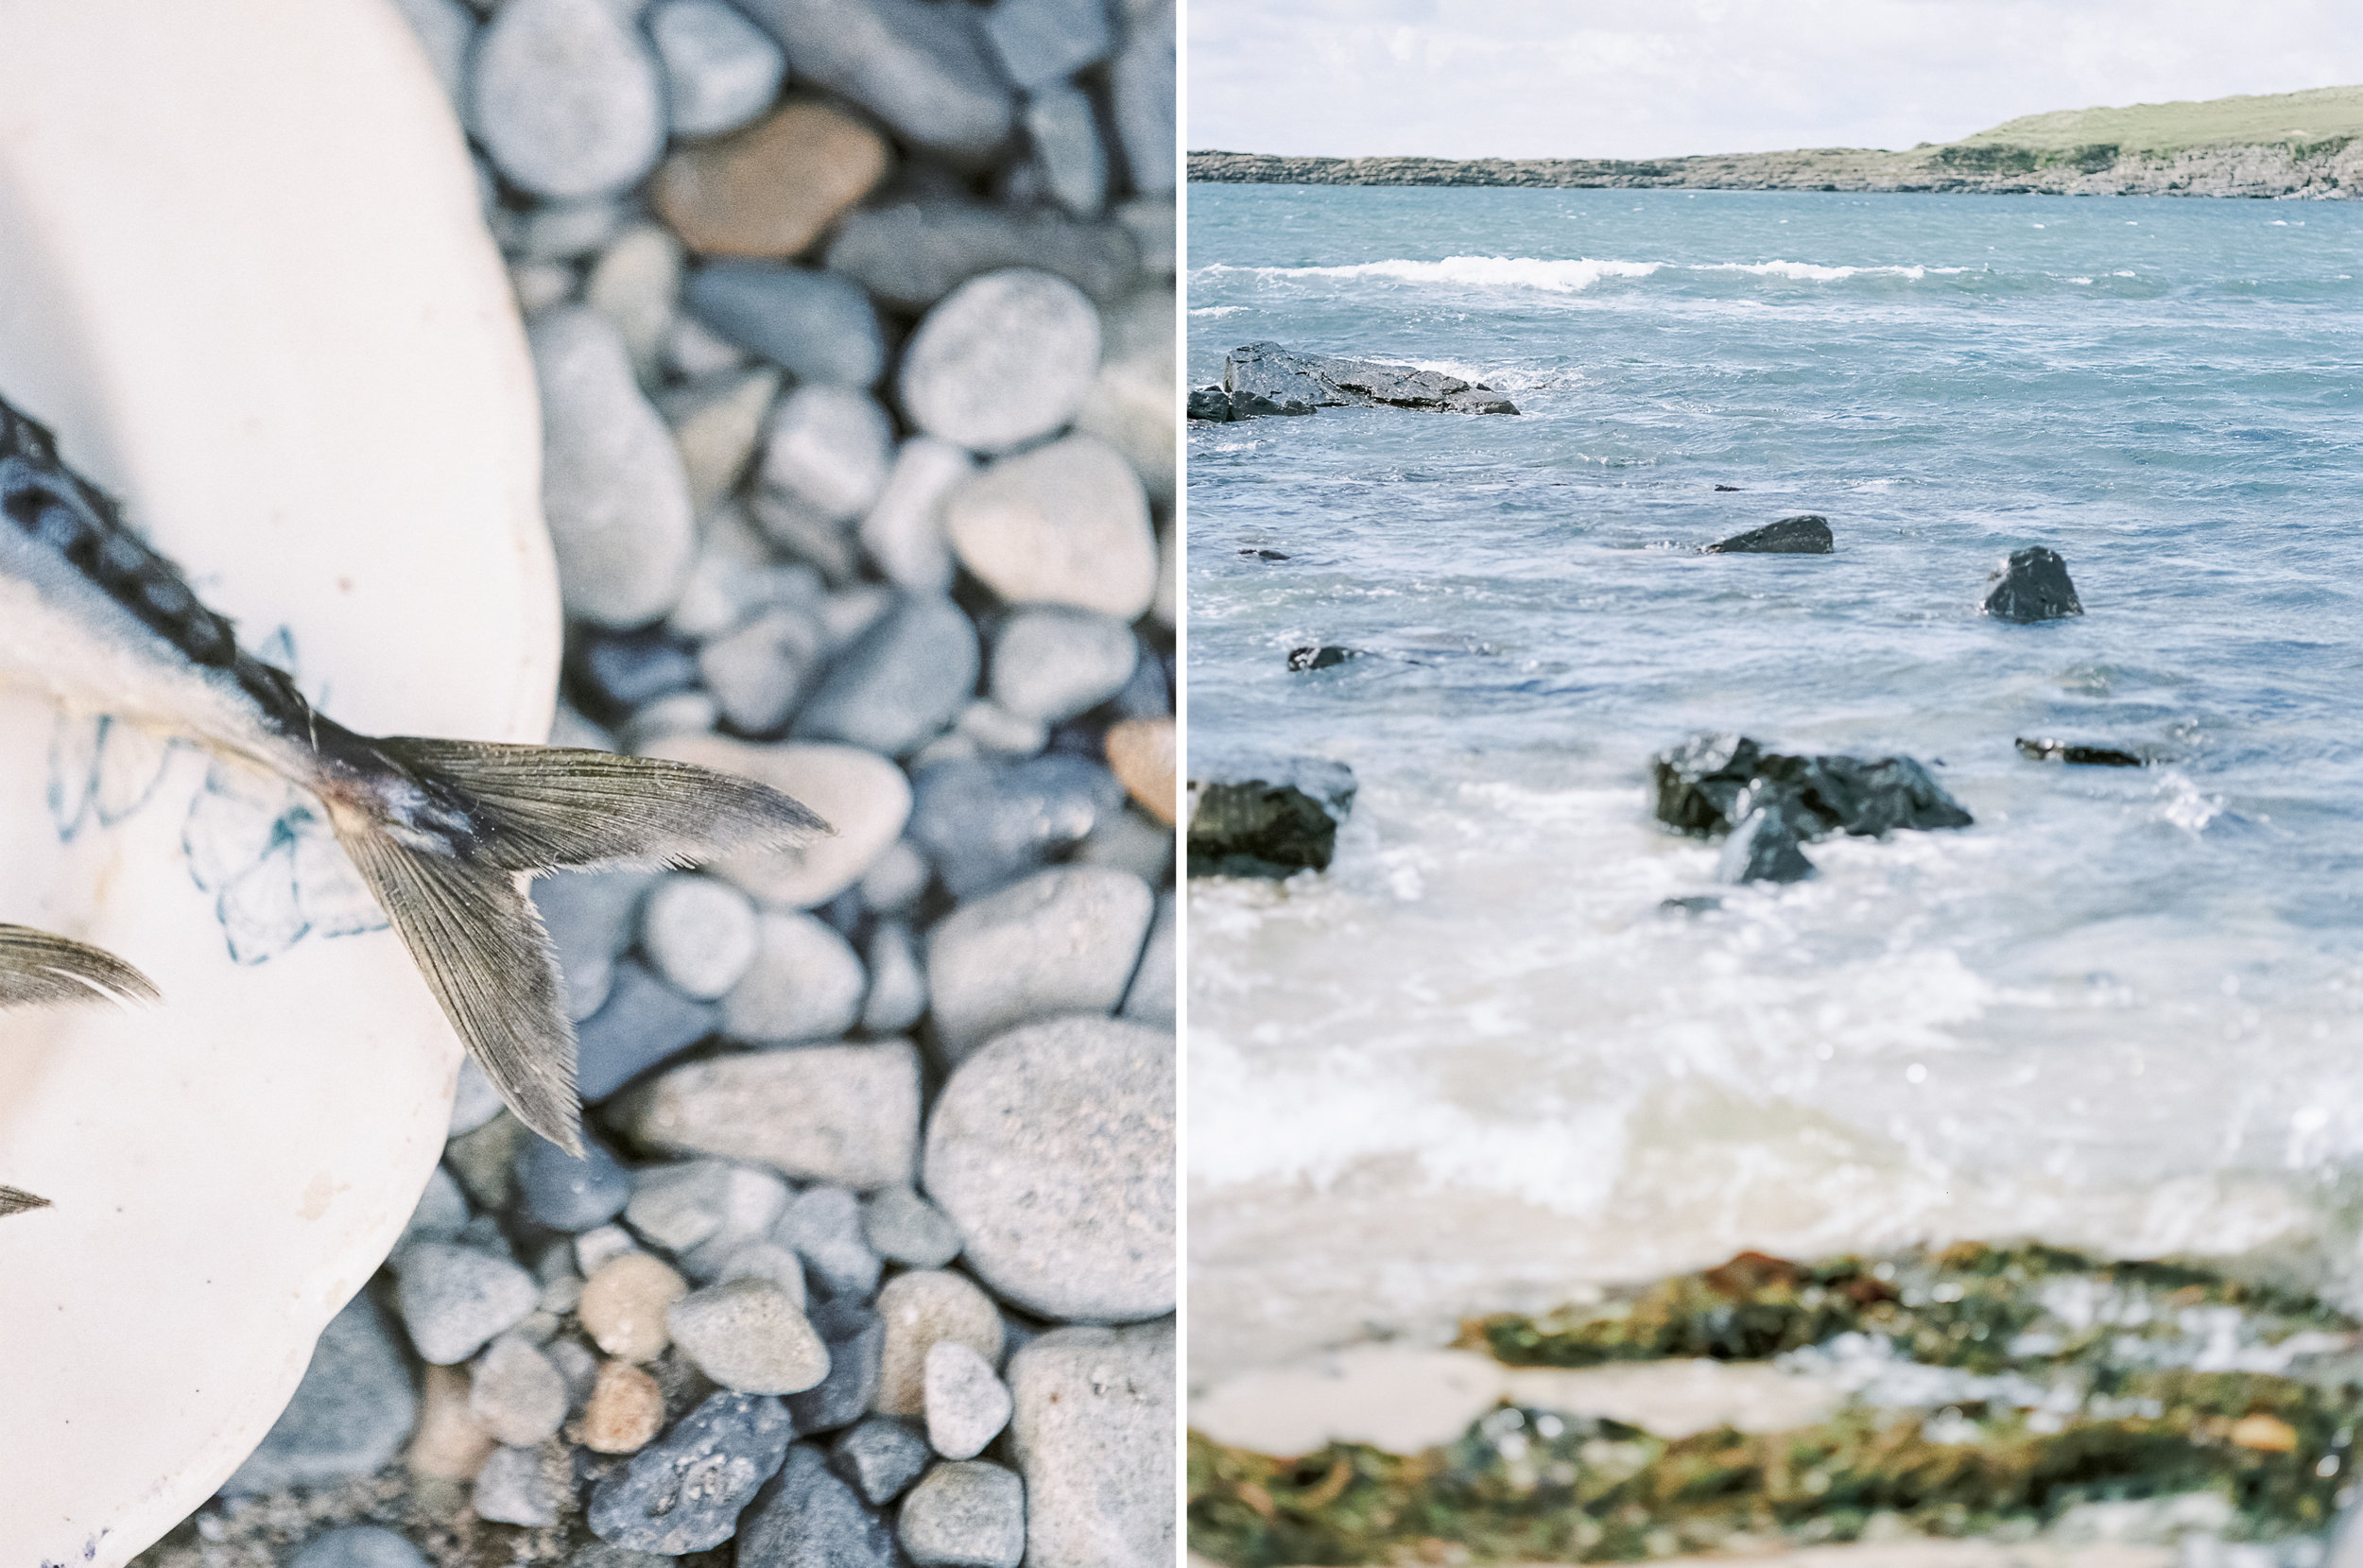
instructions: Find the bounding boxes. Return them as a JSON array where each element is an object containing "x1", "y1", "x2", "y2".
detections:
[
  {"x1": 1, "y1": 1184, "x2": 53, "y2": 1218},
  {"x1": 329, "y1": 739, "x2": 830, "y2": 1155},
  {"x1": 0, "y1": 923, "x2": 162, "y2": 1008}
]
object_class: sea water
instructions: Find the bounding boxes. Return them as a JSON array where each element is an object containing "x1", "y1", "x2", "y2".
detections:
[{"x1": 1184, "y1": 184, "x2": 2363, "y2": 1380}]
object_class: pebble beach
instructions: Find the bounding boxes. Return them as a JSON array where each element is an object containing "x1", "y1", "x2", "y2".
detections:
[{"x1": 131, "y1": 0, "x2": 1176, "y2": 1562}]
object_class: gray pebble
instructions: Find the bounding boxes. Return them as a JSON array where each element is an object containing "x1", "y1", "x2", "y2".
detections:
[
  {"x1": 907, "y1": 754, "x2": 1126, "y2": 897},
  {"x1": 286, "y1": 1527, "x2": 428, "y2": 1568},
  {"x1": 577, "y1": 959, "x2": 720, "y2": 1102},
  {"x1": 585, "y1": 225, "x2": 685, "y2": 379},
  {"x1": 923, "y1": 1017, "x2": 1174, "y2": 1321},
  {"x1": 623, "y1": 690, "x2": 723, "y2": 749},
  {"x1": 669, "y1": 509, "x2": 823, "y2": 641},
  {"x1": 858, "y1": 922, "x2": 927, "y2": 1035},
  {"x1": 1007, "y1": 1321, "x2": 1174, "y2": 1567},
  {"x1": 445, "y1": 1116, "x2": 527, "y2": 1213},
  {"x1": 861, "y1": 1185, "x2": 961, "y2": 1268},
  {"x1": 627, "y1": 1159, "x2": 736, "y2": 1251},
  {"x1": 830, "y1": 1416, "x2": 932, "y2": 1505},
  {"x1": 642, "y1": 873, "x2": 762, "y2": 1001},
  {"x1": 792, "y1": 594, "x2": 979, "y2": 757},
  {"x1": 470, "y1": 1334, "x2": 568, "y2": 1445},
  {"x1": 687, "y1": 263, "x2": 885, "y2": 388},
  {"x1": 787, "y1": 1298, "x2": 886, "y2": 1433},
  {"x1": 858, "y1": 436, "x2": 973, "y2": 593},
  {"x1": 991, "y1": 606, "x2": 1137, "y2": 722},
  {"x1": 577, "y1": 1225, "x2": 641, "y2": 1277},
  {"x1": 664, "y1": 312, "x2": 750, "y2": 380},
  {"x1": 512, "y1": 198, "x2": 630, "y2": 263},
  {"x1": 762, "y1": 385, "x2": 895, "y2": 522},
  {"x1": 1074, "y1": 805, "x2": 1175, "y2": 885},
  {"x1": 899, "y1": 1460, "x2": 1025, "y2": 1568},
  {"x1": 734, "y1": 0, "x2": 1011, "y2": 165},
  {"x1": 926, "y1": 867, "x2": 1154, "y2": 1058},
  {"x1": 587, "y1": 1392, "x2": 794, "y2": 1552},
  {"x1": 820, "y1": 584, "x2": 896, "y2": 652},
  {"x1": 1113, "y1": 195, "x2": 1175, "y2": 277},
  {"x1": 449, "y1": 1056, "x2": 506, "y2": 1135},
  {"x1": 663, "y1": 365, "x2": 779, "y2": 516},
  {"x1": 528, "y1": 306, "x2": 696, "y2": 627},
  {"x1": 667, "y1": 1278, "x2": 831, "y2": 1394},
  {"x1": 857, "y1": 838, "x2": 932, "y2": 915},
  {"x1": 872, "y1": 1268, "x2": 1005, "y2": 1417},
  {"x1": 1108, "y1": 0, "x2": 1176, "y2": 197},
  {"x1": 722, "y1": 910, "x2": 867, "y2": 1042},
  {"x1": 980, "y1": 0, "x2": 1111, "y2": 89},
  {"x1": 714, "y1": 1239, "x2": 810, "y2": 1307},
  {"x1": 219, "y1": 1294, "x2": 417, "y2": 1494},
  {"x1": 1073, "y1": 282, "x2": 1177, "y2": 505},
  {"x1": 474, "y1": 0, "x2": 666, "y2": 199},
  {"x1": 548, "y1": 1335, "x2": 601, "y2": 1409},
  {"x1": 1120, "y1": 891, "x2": 1175, "y2": 1025},
  {"x1": 696, "y1": 599, "x2": 819, "y2": 735},
  {"x1": 944, "y1": 433, "x2": 1156, "y2": 618},
  {"x1": 923, "y1": 1340, "x2": 1011, "y2": 1459},
  {"x1": 531, "y1": 870, "x2": 654, "y2": 1025},
  {"x1": 648, "y1": 0, "x2": 785, "y2": 138},
  {"x1": 402, "y1": 1164, "x2": 469, "y2": 1248},
  {"x1": 515, "y1": 1129, "x2": 632, "y2": 1232},
  {"x1": 624, "y1": 1041, "x2": 922, "y2": 1189},
  {"x1": 824, "y1": 201, "x2": 1140, "y2": 311},
  {"x1": 474, "y1": 1443, "x2": 560, "y2": 1526},
  {"x1": 396, "y1": 1242, "x2": 541, "y2": 1365},
  {"x1": 739, "y1": 1446, "x2": 899, "y2": 1567},
  {"x1": 899, "y1": 269, "x2": 1099, "y2": 454},
  {"x1": 388, "y1": 0, "x2": 474, "y2": 108},
  {"x1": 777, "y1": 1185, "x2": 883, "y2": 1301},
  {"x1": 1025, "y1": 85, "x2": 1108, "y2": 218},
  {"x1": 952, "y1": 699, "x2": 1046, "y2": 755},
  {"x1": 677, "y1": 1164, "x2": 798, "y2": 1279}
]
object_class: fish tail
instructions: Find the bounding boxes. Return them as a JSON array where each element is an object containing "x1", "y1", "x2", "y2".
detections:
[
  {"x1": 0, "y1": 1184, "x2": 52, "y2": 1217},
  {"x1": 0, "y1": 923, "x2": 162, "y2": 1008},
  {"x1": 324, "y1": 738, "x2": 829, "y2": 1155}
]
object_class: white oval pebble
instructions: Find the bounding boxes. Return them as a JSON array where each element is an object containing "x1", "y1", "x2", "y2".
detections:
[
  {"x1": 898, "y1": 268, "x2": 1101, "y2": 453},
  {"x1": 943, "y1": 434, "x2": 1156, "y2": 619},
  {"x1": 473, "y1": 0, "x2": 667, "y2": 199},
  {"x1": 722, "y1": 911, "x2": 867, "y2": 1042},
  {"x1": 648, "y1": 0, "x2": 786, "y2": 138}
]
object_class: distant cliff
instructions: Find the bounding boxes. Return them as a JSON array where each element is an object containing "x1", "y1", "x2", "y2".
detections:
[{"x1": 1191, "y1": 84, "x2": 2363, "y2": 198}]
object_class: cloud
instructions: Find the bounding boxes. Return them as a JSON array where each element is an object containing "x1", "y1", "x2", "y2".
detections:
[{"x1": 1186, "y1": 0, "x2": 2363, "y2": 159}]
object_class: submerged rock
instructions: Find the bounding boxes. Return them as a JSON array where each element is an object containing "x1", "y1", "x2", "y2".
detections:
[
  {"x1": 2016, "y1": 736, "x2": 2146, "y2": 767},
  {"x1": 1704, "y1": 514, "x2": 1832, "y2": 554},
  {"x1": 1186, "y1": 754, "x2": 1357, "y2": 878},
  {"x1": 1286, "y1": 645, "x2": 1360, "y2": 672},
  {"x1": 1981, "y1": 545, "x2": 2083, "y2": 622},
  {"x1": 1651, "y1": 733, "x2": 1971, "y2": 884},
  {"x1": 1223, "y1": 342, "x2": 1518, "y2": 415}
]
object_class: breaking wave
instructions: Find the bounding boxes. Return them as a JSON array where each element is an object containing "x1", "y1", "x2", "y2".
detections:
[{"x1": 1196, "y1": 254, "x2": 1974, "y2": 293}]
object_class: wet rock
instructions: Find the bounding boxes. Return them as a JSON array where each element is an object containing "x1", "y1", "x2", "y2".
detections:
[
  {"x1": 738, "y1": 1446, "x2": 900, "y2": 1568},
  {"x1": 787, "y1": 1298, "x2": 887, "y2": 1432},
  {"x1": 899, "y1": 1460, "x2": 1026, "y2": 1568},
  {"x1": 831, "y1": 1415, "x2": 933, "y2": 1504},
  {"x1": 1648, "y1": 733, "x2": 1974, "y2": 841},
  {"x1": 979, "y1": 0, "x2": 1112, "y2": 89},
  {"x1": 580, "y1": 1359, "x2": 668, "y2": 1454},
  {"x1": 1231, "y1": 388, "x2": 1315, "y2": 418},
  {"x1": 922, "y1": 1017, "x2": 1175, "y2": 1321},
  {"x1": 791, "y1": 594, "x2": 979, "y2": 756},
  {"x1": 667, "y1": 1277, "x2": 831, "y2": 1394},
  {"x1": 1706, "y1": 514, "x2": 1833, "y2": 554},
  {"x1": 858, "y1": 921, "x2": 928, "y2": 1035},
  {"x1": 2017, "y1": 736, "x2": 2146, "y2": 767},
  {"x1": 1286, "y1": 645, "x2": 1360, "y2": 671},
  {"x1": 1025, "y1": 85, "x2": 1109, "y2": 217},
  {"x1": 574, "y1": 960, "x2": 719, "y2": 1103},
  {"x1": 1982, "y1": 544, "x2": 2084, "y2": 622},
  {"x1": 925, "y1": 866, "x2": 1155, "y2": 1058},
  {"x1": 220, "y1": 1293, "x2": 418, "y2": 1493},
  {"x1": 864, "y1": 1185, "x2": 962, "y2": 1269},
  {"x1": 287, "y1": 1528, "x2": 428, "y2": 1568},
  {"x1": 909, "y1": 753, "x2": 1128, "y2": 897},
  {"x1": 473, "y1": 1442, "x2": 560, "y2": 1525},
  {"x1": 655, "y1": 99, "x2": 890, "y2": 258},
  {"x1": 778, "y1": 1185, "x2": 883, "y2": 1301},
  {"x1": 859, "y1": 436, "x2": 975, "y2": 593},
  {"x1": 474, "y1": 0, "x2": 666, "y2": 200},
  {"x1": 396, "y1": 1244, "x2": 540, "y2": 1366},
  {"x1": 900, "y1": 268, "x2": 1102, "y2": 455},
  {"x1": 515, "y1": 1129, "x2": 633, "y2": 1232},
  {"x1": 873, "y1": 1268, "x2": 1004, "y2": 1416},
  {"x1": 722, "y1": 910, "x2": 867, "y2": 1042},
  {"x1": 1006, "y1": 1321, "x2": 1174, "y2": 1568},
  {"x1": 622, "y1": 1041, "x2": 923, "y2": 1190},
  {"x1": 1108, "y1": 0, "x2": 1176, "y2": 197},
  {"x1": 642, "y1": 733, "x2": 911, "y2": 909},
  {"x1": 642, "y1": 873, "x2": 762, "y2": 1002},
  {"x1": 1186, "y1": 387, "x2": 1234, "y2": 422},
  {"x1": 1716, "y1": 790, "x2": 1820, "y2": 886},
  {"x1": 648, "y1": 0, "x2": 786, "y2": 139},
  {"x1": 579, "y1": 1253, "x2": 690, "y2": 1362},
  {"x1": 824, "y1": 200, "x2": 1141, "y2": 310},
  {"x1": 1185, "y1": 754, "x2": 1357, "y2": 878},
  {"x1": 735, "y1": 0, "x2": 1013, "y2": 166},
  {"x1": 586, "y1": 1391, "x2": 794, "y2": 1552},
  {"x1": 686, "y1": 262, "x2": 886, "y2": 387},
  {"x1": 924, "y1": 1341, "x2": 1011, "y2": 1459},
  {"x1": 1225, "y1": 340, "x2": 1517, "y2": 414},
  {"x1": 944, "y1": 435, "x2": 1158, "y2": 618},
  {"x1": 530, "y1": 307, "x2": 697, "y2": 627}
]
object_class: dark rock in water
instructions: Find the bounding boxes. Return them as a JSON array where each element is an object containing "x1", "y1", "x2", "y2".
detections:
[
  {"x1": 1224, "y1": 341, "x2": 1519, "y2": 415},
  {"x1": 1239, "y1": 548, "x2": 1289, "y2": 560},
  {"x1": 1982, "y1": 546, "x2": 2083, "y2": 622},
  {"x1": 1705, "y1": 514, "x2": 1833, "y2": 555},
  {"x1": 1286, "y1": 645, "x2": 1360, "y2": 671},
  {"x1": 586, "y1": 1392, "x2": 793, "y2": 1551},
  {"x1": 1650, "y1": 734, "x2": 1970, "y2": 882},
  {"x1": 1660, "y1": 895, "x2": 1724, "y2": 916},
  {"x1": 2017, "y1": 736, "x2": 2145, "y2": 767},
  {"x1": 1187, "y1": 754, "x2": 1356, "y2": 878},
  {"x1": 1186, "y1": 387, "x2": 1234, "y2": 422},
  {"x1": 1229, "y1": 388, "x2": 1315, "y2": 418},
  {"x1": 1714, "y1": 484, "x2": 1742, "y2": 492}
]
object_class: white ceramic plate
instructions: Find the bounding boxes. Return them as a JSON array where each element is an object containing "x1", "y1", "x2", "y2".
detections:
[{"x1": 0, "y1": 2, "x2": 554, "y2": 1558}]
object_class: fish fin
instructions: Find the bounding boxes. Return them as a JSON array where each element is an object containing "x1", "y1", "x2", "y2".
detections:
[
  {"x1": 0, "y1": 924, "x2": 162, "y2": 1008},
  {"x1": 331, "y1": 822, "x2": 585, "y2": 1156},
  {"x1": 0, "y1": 1184, "x2": 52, "y2": 1218},
  {"x1": 372, "y1": 739, "x2": 832, "y2": 873}
]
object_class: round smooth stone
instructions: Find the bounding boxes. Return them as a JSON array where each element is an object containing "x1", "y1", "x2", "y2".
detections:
[
  {"x1": 943, "y1": 435, "x2": 1156, "y2": 619},
  {"x1": 989, "y1": 606, "x2": 1138, "y2": 722},
  {"x1": 898, "y1": 268, "x2": 1100, "y2": 453},
  {"x1": 473, "y1": 0, "x2": 666, "y2": 200},
  {"x1": 641, "y1": 874, "x2": 761, "y2": 1001}
]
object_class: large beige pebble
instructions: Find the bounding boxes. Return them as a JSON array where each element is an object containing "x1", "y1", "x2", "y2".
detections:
[
  {"x1": 643, "y1": 732, "x2": 908, "y2": 907},
  {"x1": 579, "y1": 1253, "x2": 689, "y2": 1362},
  {"x1": 944, "y1": 434, "x2": 1156, "y2": 618},
  {"x1": 654, "y1": 99, "x2": 890, "y2": 257},
  {"x1": 407, "y1": 1364, "x2": 495, "y2": 1482},
  {"x1": 874, "y1": 1268, "x2": 1005, "y2": 1417},
  {"x1": 621, "y1": 1041, "x2": 922, "y2": 1190}
]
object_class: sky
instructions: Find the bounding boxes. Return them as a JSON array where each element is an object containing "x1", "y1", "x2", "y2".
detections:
[{"x1": 1185, "y1": 0, "x2": 2363, "y2": 160}]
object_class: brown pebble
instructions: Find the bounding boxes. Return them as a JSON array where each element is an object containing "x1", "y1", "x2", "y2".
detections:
[
  {"x1": 2231, "y1": 1412, "x2": 2299, "y2": 1453},
  {"x1": 655, "y1": 100, "x2": 889, "y2": 257},
  {"x1": 406, "y1": 1363, "x2": 495, "y2": 1481},
  {"x1": 579, "y1": 1252, "x2": 689, "y2": 1362},
  {"x1": 578, "y1": 1359, "x2": 667, "y2": 1454},
  {"x1": 1104, "y1": 717, "x2": 1176, "y2": 824}
]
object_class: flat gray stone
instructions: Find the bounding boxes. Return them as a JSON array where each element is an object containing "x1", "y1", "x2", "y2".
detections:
[
  {"x1": 648, "y1": 0, "x2": 785, "y2": 138},
  {"x1": 923, "y1": 1340, "x2": 1011, "y2": 1459},
  {"x1": 396, "y1": 1243, "x2": 540, "y2": 1365},
  {"x1": 514, "y1": 1129, "x2": 631, "y2": 1232},
  {"x1": 528, "y1": 306, "x2": 696, "y2": 627},
  {"x1": 1025, "y1": 85, "x2": 1109, "y2": 217},
  {"x1": 858, "y1": 921, "x2": 927, "y2": 1035},
  {"x1": 922, "y1": 1017, "x2": 1173, "y2": 1321},
  {"x1": 622, "y1": 1041, "x2": 923, "y2": 1189},
  {"x1": 858, "y1": 436, "x2": 973, "y2": 593},
  {"x1": 738, "y1": 1445, "x2": 899, "y2": 1567},
  {"x1": 220, "y1": 1294, "x2": 417, "y2": 1493},
  {"x1": 830, "y1": 1416, "x2": 932, "y2": 1505},
  {"x1": 642, "y1": 873, "x2": 762, "y2": 1002},
  {"x1": 587, "y1": 1392, "x2": 794, "y2": 1552},
  {"x1": 667, "y1": 1277, "x2": 831, "y2": 1394},
  {"x1": 474, "y1": 1443, "x2": 561, "y2": 1525},
  {"x1": 899, "y1": 1460, "x2": 1025, "y2": 1568},
  {"x1": 990, "y1": 606, "x2": 1137, "y2": 722},
  {"x1": 872, "y1": 1268, "x2": 1004, "y2": 1417},
  {"x1": 1108, "y1": 0, "x2": 1175, "y2": 197},
  {"x1": 286, "y1": 1527, "x2": 428, "y2": 1568},
  {"x1": 824, "y1": 201, "x2": 1141, "y2": 311},
  {"x1": 1006, "y1": 1321, "x2": 1174, "y2": 1567},
  {"x1": 792, "y1": 594, "x2": 978, "y2": 757},
  {"x1": 980, "y1": 0, "x2": 1112, "y2": 89},
  {"x1": 900, "y1": 269, "x2": 1100, "y2": 454},
  {"x1": 686, "y1": 263, "x2": 884, "y2": 388},
  {"x1": 761, "y1": 384, "x2": 895, "y2": 522},
  {"x1": 575, "y1": 959, "x2": 720, "y2": 1102},
  {"x1": 733, "y1": 0, "x2": 1012, "y2": 165},
  {"x1": 925, "y1": 867, "x2": 1154, "y2": 1058},
  {"x1": 474, "y1": 0, "x2": 666, "y2": 199},
  {"x1": 944, "y1": 435, "x2": 1157, "y2": 618},
  {"x1": 862, "y1": 1185, "x2": 961, "y2": 1268},
  {"x1": 776, "y1": 1185, "x2": 881, "y2": 1301},
  {"x1": 722, "y1": 910, "x2": 867, "y2": 1042}
]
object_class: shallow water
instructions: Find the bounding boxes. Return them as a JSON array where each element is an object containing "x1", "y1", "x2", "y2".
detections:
[{"x1": 1184, "y1": 184, "x2": 2363, "y2": 1380}]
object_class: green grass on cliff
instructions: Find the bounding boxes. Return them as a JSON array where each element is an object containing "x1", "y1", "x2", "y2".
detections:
[{"x1": 1953, "y1": 83, "x2": 2363, "y2": 154}]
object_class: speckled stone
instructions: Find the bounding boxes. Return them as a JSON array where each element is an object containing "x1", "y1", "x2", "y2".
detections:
[
  {"x1": 622, "y1": 1041, "x2": 923, "y2": 1190},
  {"x1": 721, "y1": 910, "x2": 868, "y2": 1042},
  {"x1": 792, "y1": 593, "x2": 979, "y2": 758},
  {"x1": 872, "y1": 1268, "x2": 1004, "y2": 1418},
  {"x1": 579, "y1": 1359, "x2": 668, "y2": 1454},
  {"x1": 923, "y1": 1340, "x2": 1011, "y2": 1459},
  {"x1": 473, "y1": 0, "x2": 667, "y2": 200},
  {"x1": 668, "y1": 1277, "x2": 831, "y2": 1394},
  {"x1": 648, "y1": 0, "x2": 786, "y2": 139},
  {"x1": 737, "y1": 1445, "x2": 901, "y2": 1568},
  {"x1": 586, "y1": 1392, "x2": 795, "y2": 1552},
  {"x1": 898, "y1": 1460, "x2": 1025, "y2": 1568},
  {"x1": 924, "y1": 867, "x2": 1154, "y2": 1057},
  {"x1": 990, "y1": 606, "x2": 1138, "y2": 722},
  {"x1": 469, "y1": 1333, "x2": 568, "y2": 1446},
  {"x1": 473, "y1": 1442, "x2": 560, "y2": 1526},
  {"x1": 862, "y1": 1185, "x2": 962, "y2": 1268},
  {"x1": 655, "y1": 99, "x2": 889, "y2": 257},
  {"x1": 396, "y1": 1243, "x2": 540, "y2": 1366},
  {"x1": 1006, "y1": 1321, "x2": 1175, "y2": 1567},
  {"x1": 641, "y1": 873, "x2": 761, "y2": 1001},
  {"x1": 830, "y1": 1415, "x2": 934, "y2": 1505}
]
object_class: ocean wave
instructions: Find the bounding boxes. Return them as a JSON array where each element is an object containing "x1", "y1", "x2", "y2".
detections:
[
  {"x1": 1199, "y1": 255, "x2": 1663, "y2": 292},
  {"x1": 1189, "y1": 304, "x2": 1250, "y2": 317}
]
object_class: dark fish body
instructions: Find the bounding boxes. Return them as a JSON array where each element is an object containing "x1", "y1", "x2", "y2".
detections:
[{"x1": 0, "y1": 390, "x2": 829, "y2": 1153}]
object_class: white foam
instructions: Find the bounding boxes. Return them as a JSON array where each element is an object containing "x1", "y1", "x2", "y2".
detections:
[{"x1": 1188, "y1": 304, "x2": 1248, "y2": 317}]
